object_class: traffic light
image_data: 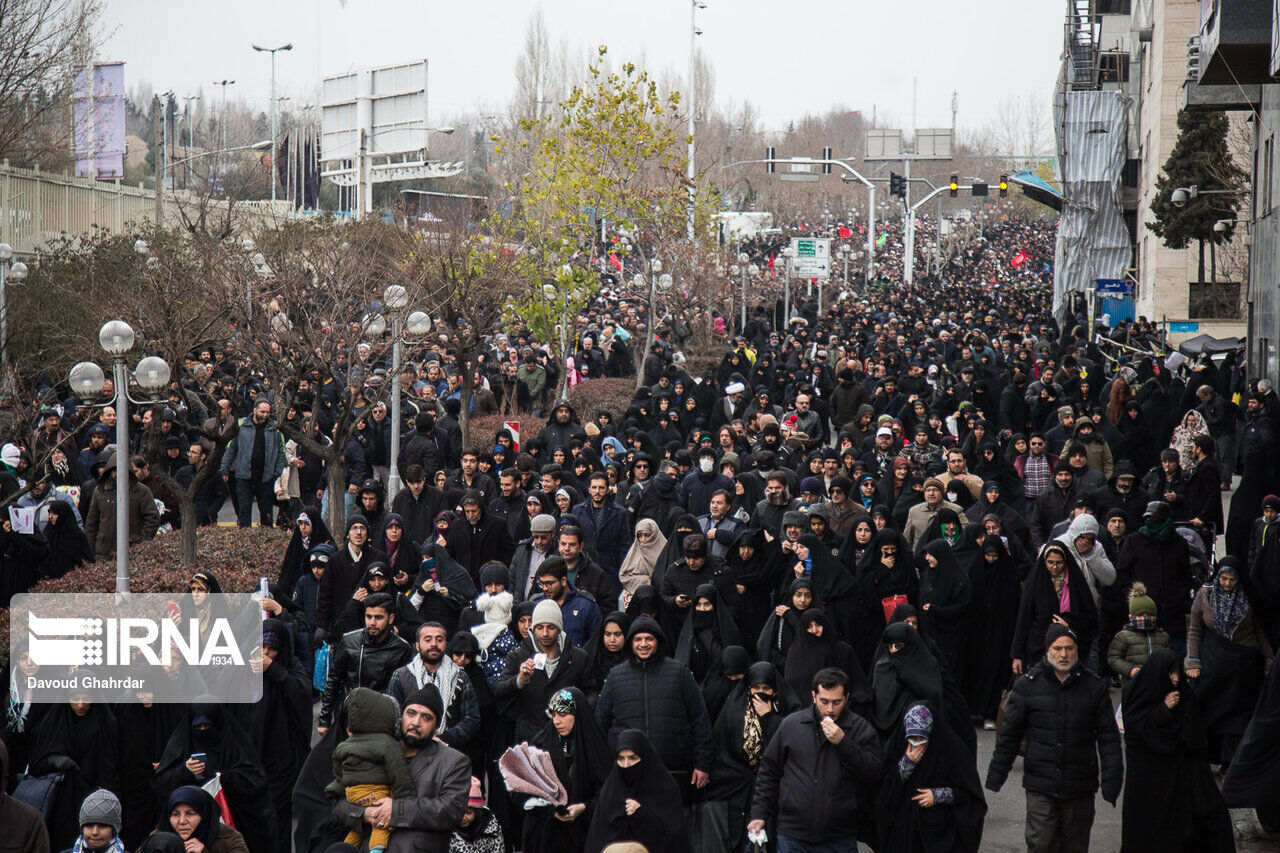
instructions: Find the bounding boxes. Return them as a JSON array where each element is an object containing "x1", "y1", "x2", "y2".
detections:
[
  {"x1": 999, "y1": 174, "x2": 1009, "y2": 197},
  {"x1": 822, "y1": 147, "x2": 832, "y2": 174},
  {"x1": 949, "y1": 174, "x2": 958, "y2": 197},
  {"x1": 889, "y1": 172, "x2": 905, "y2": 198},
  {"x1": 766, "y1": 147, "x2": 776, "y2": 174},
  {"x1": 972, "y1": 182, "x2": 988, "y2": 197}
]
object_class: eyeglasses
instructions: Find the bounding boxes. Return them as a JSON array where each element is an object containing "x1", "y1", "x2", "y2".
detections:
[{"x1": 537, "y1": 578, "x2": 559, "y2": 588}]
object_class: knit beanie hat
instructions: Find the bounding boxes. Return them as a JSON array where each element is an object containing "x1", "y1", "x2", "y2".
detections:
[
  {"x1": 468, "y1": 776, "x2": 485, "y2": 808},
  {"x1": 532, "y1": 598, "x2": 563, "y2": 630},
  {"x1": 404, "y1": 683, "x2": 444, "y2": 721},
  {"x1": 1045, "y1": 622, "x2": 1077, "y2": 649},
  {"x1": 1128, "y1": 582, "x2": 1157, "y2": 616},
  {"x1": 79, "y1": 788, "x2": 122, "y2": 833}
]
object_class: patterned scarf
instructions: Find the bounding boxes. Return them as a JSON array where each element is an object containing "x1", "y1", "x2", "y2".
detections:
[
  {"x1": 73, "y1": 838, "x2": 125, "y2": 853},
  {"x1": 1127, "y1": 614, "x2": 1157, "y2": 632},
  {"x1": 1209, "y1": 578, "x2": 1249, "y2": 640},
  {"x1": 742, "y1": 704, "x2": 765, "y2": 768}
]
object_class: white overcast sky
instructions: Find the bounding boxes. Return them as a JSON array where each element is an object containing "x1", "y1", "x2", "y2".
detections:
[{"x1": 101, "y1": 0, "x2": 1061, "y2": 134}]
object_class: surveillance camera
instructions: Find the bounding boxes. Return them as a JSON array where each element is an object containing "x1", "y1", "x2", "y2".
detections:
[{"x1": 1171, "y1": 188, "x2": 1189, "y2": 207}]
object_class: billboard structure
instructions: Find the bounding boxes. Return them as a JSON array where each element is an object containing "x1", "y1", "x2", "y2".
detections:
[
  {"x1": 72, "y1": 63, "x2": 126, "y2": 181},
  {"x1": 321, "y1": 60, "x2": 463, "y2": 216}
]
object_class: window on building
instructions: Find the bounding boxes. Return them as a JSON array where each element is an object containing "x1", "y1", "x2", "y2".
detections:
[
  {"x1": 1095, "y1": 0, "x2": 1131, "y2": 13},
  {"x1": 1189, "y1": 281, "x2": 1243, "y2": 319},
  {"x1": 1262, "y1": 135, "x2": 1274, "y2": 218}
]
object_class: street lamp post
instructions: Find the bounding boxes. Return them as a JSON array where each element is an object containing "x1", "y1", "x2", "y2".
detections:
[
  {"x1": 736, "y1": 252, "x2": 749, "y2": 331},
  {"x1": 0, "y1": 244, "x2": 28, "y2": 392},
  {"x1": 70, "y1": 320, "x2": 171, "y2": 595},
  {"x1": 253, "y1": 43, "x2": 293, "y2": 204},
  {"x1": 782, "y1": 245, "x2": 796, "y2": 325},
  {"x1": 366, "y1": 290, "x2": 432, "y2": 497},
  {"x1": 840, "y1": 243, "x2": 851, "y2": 289}
]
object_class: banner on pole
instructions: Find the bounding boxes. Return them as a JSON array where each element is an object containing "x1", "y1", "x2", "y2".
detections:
[{"x1": 503, "y1": 421, "x2": 520, "y2": 453}]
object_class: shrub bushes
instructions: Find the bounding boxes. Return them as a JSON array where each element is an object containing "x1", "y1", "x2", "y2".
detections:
[
  {"x1": 0, "y1": 526, "x2": 289, "y2": 669},
  {"x1": 463, "y1": 378, "x2": 637, "y2": 454}
]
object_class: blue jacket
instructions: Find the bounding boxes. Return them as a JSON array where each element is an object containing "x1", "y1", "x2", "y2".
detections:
[
  {"x1": 219, "y1": 416, "x2": 286, "y2": 483},
  {"x1": 571, "y1": 499, "x2": 633, "y2": 576},
  {"x1": 532, "y1": 586, "x2": 602, "y2": 648},
  {"x1": 679, "y1": 469, "x2": 733, "y2": 517}
]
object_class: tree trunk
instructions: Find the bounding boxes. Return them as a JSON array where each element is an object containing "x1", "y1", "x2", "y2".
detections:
[
  {"x1": 327, "y1": 451, "x2": 347, "y2": 535},
  {"x1": 1198, "y1": 239, "x2": 1205, "y2": 287},
  {"x1": 179, "y1": 491, "x2": 198, "y2": 566},
  {"x1": 460, "y1": 373, "x2": 473, "y2": 454}
]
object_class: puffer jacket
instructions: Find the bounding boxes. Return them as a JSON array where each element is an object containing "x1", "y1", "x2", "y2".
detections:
[
  {"x1": 319, "y1": 626, "x2": 414, "y2": 729},
  {"x1": 1116, "y1": 530, "x2": 1193, "y2": 638},
  {"x1": 1106, "y1": 626, "x2": 1171, "y2": 682},
  {"x1": 594, "y1": 617, "x2": 714, "y2": 773},
  {"x1": 985, "y1": 659, "x2": 1122, "y2": 803}
]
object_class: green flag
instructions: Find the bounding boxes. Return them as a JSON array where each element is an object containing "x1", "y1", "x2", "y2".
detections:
[{"x1": 875, "y1": 233, "x2": 887, "y2": 248}]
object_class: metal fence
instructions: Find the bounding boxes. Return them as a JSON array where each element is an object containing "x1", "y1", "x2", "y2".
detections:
[{"x1": 0, "y1": 161, "x2": 297, "y2": 255}]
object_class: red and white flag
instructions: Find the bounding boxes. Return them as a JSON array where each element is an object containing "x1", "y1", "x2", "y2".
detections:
[
  {"x1": 202, "y1": 774, "x2": 236, "y2": 829},
  {"x1": 1010, "y1": 251, "x2": 1028, "y2": 268}
]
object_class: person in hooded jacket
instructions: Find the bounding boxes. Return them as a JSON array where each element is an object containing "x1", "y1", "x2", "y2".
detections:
[
  {"x1": 83, "y1": 452, "x2": 160, "y2": 561},
  {"x1": 1119, "y1": 649, "x2": 1234, "y2": 853},
  {"x1": 1053, "y1": 513, "x2": 1117, "y2": 603},
  {"x1": 338, "y1": 562, "x2": 421, "y2": 638},
  {"x1": 153, "y1": 697, "x2": 275, "y2": 853},
  {"x1": 584, "y1": 729, "x2": 689, "y2": 853},
  {"x1": 446, "y1": 491, "x2": 515, "y2": 584},
  {"x1": 316, "y1": 513, "x2": 387, "y2": 640},
  {"x1": 595, "y1": 617, "x2": 715, "y2": 802},
  {"x1": 522, "y1": 688, "x2": 614, "y2": 853},
  {"x1": 635, "y1": 467, "x2": 684, "y2": 536},
  {"x1": 538, "y1": 400, "x2": 588, "y2": 451},
  {"x1": 875, "y1": 702, "x2": 987, "y2": 853},
  {"x1": 279, "y1": 507, "x2": 334, "y2": 594}
]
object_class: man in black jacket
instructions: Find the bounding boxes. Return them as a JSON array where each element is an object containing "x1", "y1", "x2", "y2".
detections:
[
  {"x1": 659, "y1": 534, "x2": 741, "y2": 631},
  {"x1": 748, "y1": 667, "x2": 880, "y2": 850},
  {"x1": 595, "y1": 617, "x2": 714, "y2": 801},
  {"x1": 492, "y1": 599, "x2": 589, "y2": 743},
  {"x1": 318, "y1": 593, "x2": 413, "y2": 734},
  {"x1": 315, "y1": 513, "x2": 387, "y2": 638},
  {"x1": 390, "y1": 465, "x2": 446, "y2": 547},
  {"x1": 398, "y1": 412, "x2": 446, "y2": 480},
  {"x1": 986, "y1": 623, "x2": 1122, "y2": 853},
  {"x1": 1184, "y1": 434, "x2": 1224, "y2": 534},
  {"x1": 444, "y1": 491, "x2": 515, "y2": 583}
]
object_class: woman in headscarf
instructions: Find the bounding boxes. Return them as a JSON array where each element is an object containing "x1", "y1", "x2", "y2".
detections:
[
  {"x1": 700, "y1": 645, "x2": 751, "y2": 725},
  {"x1": 917, "y1": 540, "x2": 973, "y2": 682},
  {"x1": 1119, "y1": 649, "x2": 1234, "y2": 852},
  {"x1": 1009, "y1": 542, "x2": 1099, "y2": 676},
  {"x1": 1187, "y1": 558, "x2": 1274, "y2": 770},
  {"x1": 624, "y1": 584, "x2": 661, "y2": 624},
  {"x1": 963, "y1": 536, "x2": 1021, "y2": 727},
  {"x1": 412, "y1": 540, "x2": 479, "y2": 636},
  {"x1": 246, "y1": 619, "x2": 313, "y2": 853},
  {"x1": 854, "y1": 529, "x2": 918, "y2": 667},
  {"x1": 784, "y1": 609, "x2": 869, "y2": 715},
  {"x1": 912, "y1": 507, "x2": 964, "y2": 557},
  {"x1": 154, "y1": 697, "x2": 276, "y2": 853},
  {"x1": 673, "y1": 584, "x2": 742, "y2": 682},
  {"x1": 875, "y1": 702, "x2": 987, "y2": 853},
  {"x1": 728, "y1": 529, "x2": 783, "y2": 645},
  {"x1": 705, "y1": 661, "x2": 796, "y2": 852},
  {"x1": 756, "y1": 577, "x2": 819, "y2": 667},
  {"x1": 871, "y1": 623, "x2": 976, "y2": 756},
  {"x1": 837, "y1": 516, "x2": 877, "y2": 574},
  {"x1": 522, "y1": 688, "x2": 613, "y2": 853},
  {"x1": 114, "y1": 685, "x2": 184, "y2": 844},
  {"x1": 166, "y1": 785, "x2": 251, "y2": 853},
  {"x1": 26, "y1": 685, "x2": 120, "y2": 850},
  {"x1": 584, "y1": 729, "x2": 690, "y2": 853},
  {"x1": 379, "y1": 513, "x2": 420, "y2": 588},
  {"x1": 37, "y1": 499, "x2": 93, "y2": 580},
  {"x1": 651, "y1": 513, "x2": 699, "y2": 592},
  {"x1": 279, "y1": 506, "x2": 332, "y2": 593},
  {"x1": 781, "y1": 532, "x2": 862, "y2": 644},
  {"x1": 581, "y1": 612, "x2": 633, "y2": 703},
  {"x1": 617, "y1": 518, "x2": 666, "y2": 607},
  {"x1": 1171, "y1": 409, "x2": 1210, "y2": 470}
]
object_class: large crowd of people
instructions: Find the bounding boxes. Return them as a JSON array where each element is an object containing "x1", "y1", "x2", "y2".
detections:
[{"x1": 3, "y1": 211, "x2": 1279, "y2": 853}]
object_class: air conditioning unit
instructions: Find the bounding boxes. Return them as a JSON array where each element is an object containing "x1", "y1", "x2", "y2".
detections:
[{"x1": 1186, "y1": 36, "x2": 1201, "y2": 81}]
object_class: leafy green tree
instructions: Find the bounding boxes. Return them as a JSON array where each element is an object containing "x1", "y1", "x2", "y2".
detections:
[{"x1": 1148, "y1": 109, "x2": 1246, "y2": 287}]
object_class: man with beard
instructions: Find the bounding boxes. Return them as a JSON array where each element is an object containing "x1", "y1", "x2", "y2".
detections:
[
  {"x1": 750, "y1": 471, "x2": 800, "y2": 535},
  {"x1": 494, "y1": 599, "x2": 590, "y2": 742},
  {"x1": 333, "y1": 683, "x2": 472, "y2": 853},
  {"x1": 387, "y1": 622, "x2": 481, "y2": 752},
  {"x1": 319, "y1": 594, "x2": 414, "y2": 736},
  {"x1": 537, "y1": 399, "x2": 587, "y2": 450},
  {"x1": 986, "y1": 625, "x2": 1122, "y2": 853}
]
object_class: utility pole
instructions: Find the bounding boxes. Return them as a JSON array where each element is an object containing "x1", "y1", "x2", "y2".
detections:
[
  {"x1": 687, "y1": 0, "x2": 704, "y2": 242},
  {"x1": 152, "y1": 95, "x2": 163, "y2": 225},
  {"x1": 183, "y1": 96, "x2": 199, "y2": 189},
  {"x1": 254, "y1": 44, "x2": 293, "y2": 204}
]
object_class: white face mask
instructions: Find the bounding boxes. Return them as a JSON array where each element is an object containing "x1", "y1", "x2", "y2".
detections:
[{"x1": 699, "y1": 458, "x2": 714, "y2": 474}]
